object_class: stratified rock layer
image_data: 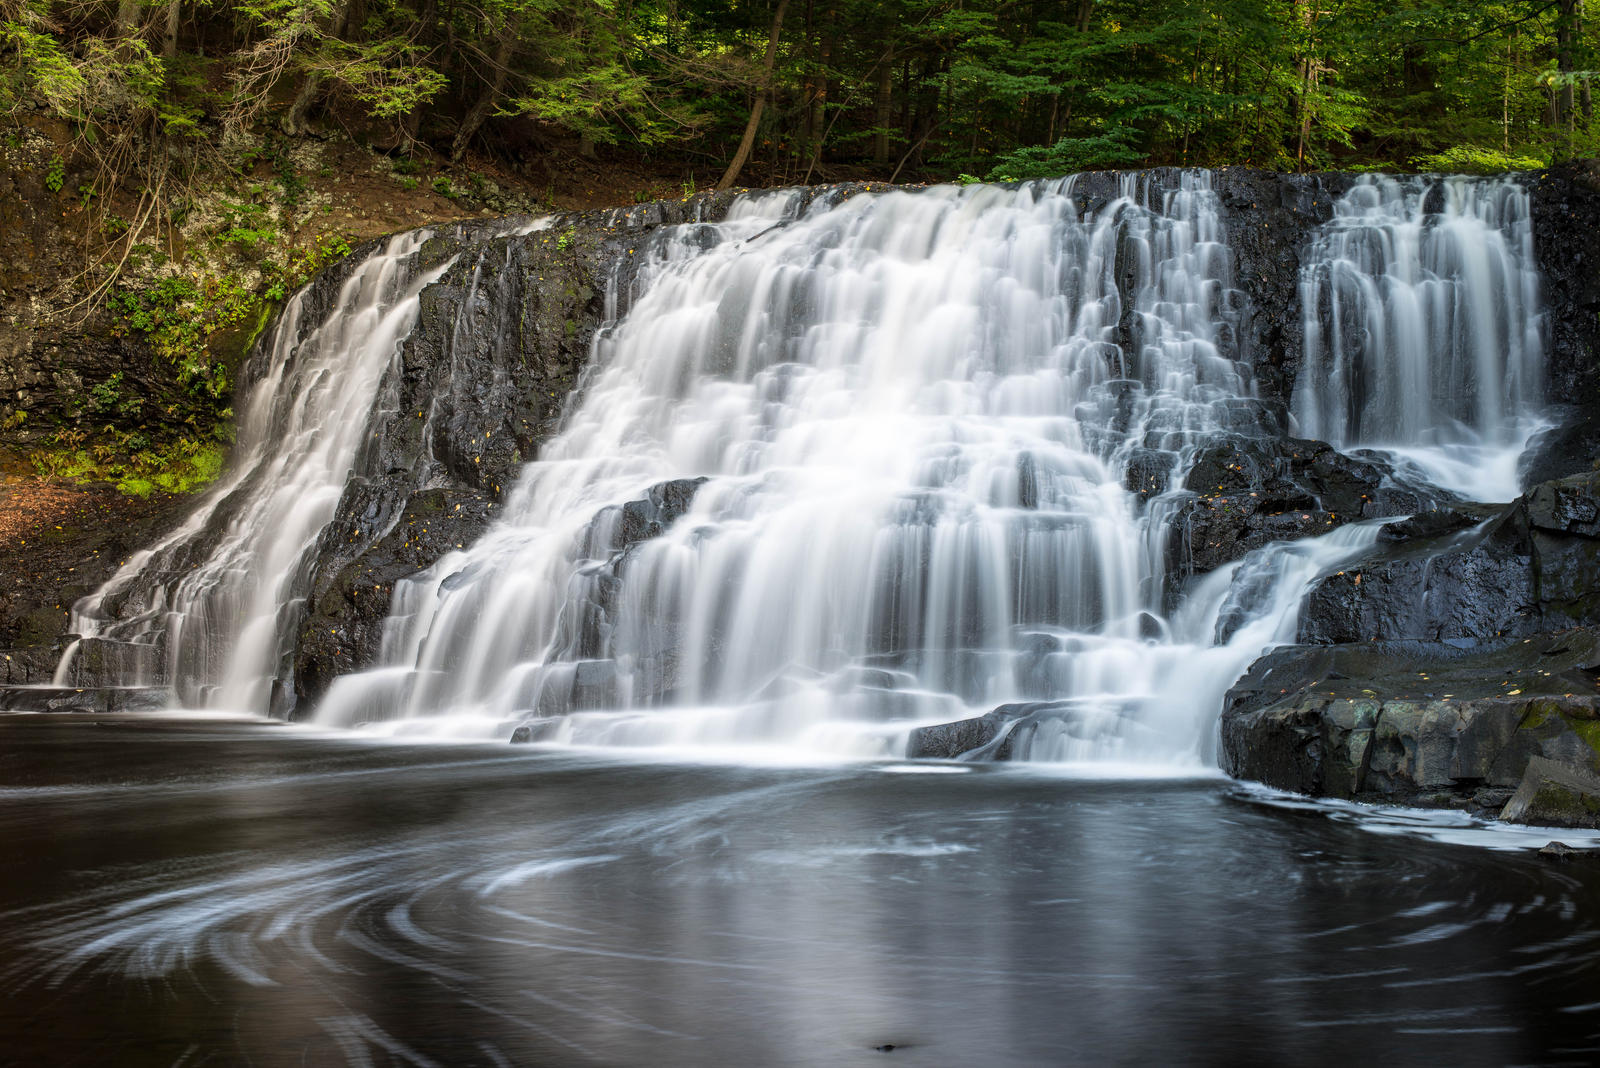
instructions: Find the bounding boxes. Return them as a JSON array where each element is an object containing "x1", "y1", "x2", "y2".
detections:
[
  {"x1": 1220, "y1": 470, "x2": 1600, "y2": 824},
  {"x1": 1221, "y1": 630, "x2": 1600, "y2": 812}
]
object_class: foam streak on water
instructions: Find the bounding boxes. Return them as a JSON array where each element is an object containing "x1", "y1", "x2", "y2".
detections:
[{"x1": 321, "y1": 175, "x2": 1383, "y2": 764}]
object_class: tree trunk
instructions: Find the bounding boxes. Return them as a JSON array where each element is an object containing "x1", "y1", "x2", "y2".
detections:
[
  {"x1": 1504, "y1": 33, "x2": 1514, "y2": 148},
  {"x1": 1582, "y1": 1, "x2": 1594, "y2": 127},
  {"x1": 280, "y1": 0, "x2": 350, "y2": 134},
  {"x1": 873, "y1": 44, "x2": 894, "y2": 167},
  {"x1": 451, "y1": 25, "x2": 516, "y2": 161},
  {"x1": 115, "y1": 0, "x2": 142, "y2": 40},
  {"x1": 1294, "y1": 0, "x2": 1317, "y2": 167},
  {"x1": 717, "y1": 0, "x2": 790, "y2": 191},
  {"x1": 282, "y1": 73, "x2": 325, "y2": 135},
  {"x1": 807, "y1": 3, "x2": 835, "y2": 173},
  {"x1": 163, "y1": 0, "x2": 179, "y2": 57},
  {"x1": 1558, "y1": 0, "x2": 1579, "y2": 130}
]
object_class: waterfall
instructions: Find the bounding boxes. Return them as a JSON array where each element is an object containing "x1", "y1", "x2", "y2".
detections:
[
  {"x1": 54, "y1": 169, "x2": 1554, "y2": 765},
  {"x1": 55, "y1": 232, "x2": 460, "y2": 711},
  {"x1": 316, "y1": 173, "x2": 1382, "y2": 764},
  {"x1": 1292, "y1": 174, "x2": 1545, "y2": 500}
]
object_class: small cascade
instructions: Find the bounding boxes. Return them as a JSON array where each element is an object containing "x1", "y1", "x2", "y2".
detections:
[
  {"x1": 1292, "y1": 174, "x2": 1545, "y2": 500},
  {"x1": 318, "y1": 173, "x2": 1379, "y2": 764},
  {"x1": 55, "y1": 231, "x2": 460, "y2": 712}
]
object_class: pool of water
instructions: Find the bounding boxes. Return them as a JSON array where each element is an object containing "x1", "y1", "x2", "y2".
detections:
[{"x1": 2, "y1": 714, "x2": 1599, "y2": 1066}]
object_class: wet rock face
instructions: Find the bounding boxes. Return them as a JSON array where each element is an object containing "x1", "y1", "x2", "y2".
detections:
[
  {"x1": 1519, "y1": 406, "x2": 1600, "y2": 489},
  {"x1": 296, "y1": 487, "x2": 496, "y2": 701},
  {"x1": 289, "y1": 198, "x2": 740, "y2": 711},
  {"x1": 1211, "y1": 167, "x2": 1350, "y2": 404},
  {"x1": 1219, "y1": 631, "x2": 1600, "y2": 816},
  {"x1": 1528, "y1": 162, "x2": 1600, "y2": 408},
  {"x1": 544, "y1": 476, "x2": 710, "y2": 709},
  {"x1": 1297, "y1": 471, "x2": 1600, "y2": 645},
  {"x1": 1166, "y1": 435, "x2": 1430, "y2": 582},
  {"x1": 1221, "y1": 470, "x2": 1600, "y2": 824}
]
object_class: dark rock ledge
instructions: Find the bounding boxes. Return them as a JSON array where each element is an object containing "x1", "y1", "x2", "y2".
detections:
[
  {"x1": 1219, "y1": 469, "x2": 1600, "y2": 828},
  {"x1": 1219, "y1": 630, "x2": 1600, "y2": 819}
]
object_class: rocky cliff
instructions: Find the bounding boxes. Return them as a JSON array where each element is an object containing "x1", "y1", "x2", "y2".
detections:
[{"x1": 8, "y1": 166, "x2": 1600, "y2": 831}]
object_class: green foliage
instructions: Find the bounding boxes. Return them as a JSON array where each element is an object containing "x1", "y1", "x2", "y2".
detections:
[
  {"x1": 6, "y1": 0, "x2": 1591, "y2": 189},
  {"x1": 32, "y1": 435, "x2": 229, "y2": 497},
  {"x1": 1412, "y1": 144, "x2": 1549, "y2": 174},
  {"x1": 988, "y1": 126, "x2": 1146, "y2": 180},
  {"x1": 42, "y1": 154, "x2": 64, "y2": 192},
  {"x1": 109, "y1": 227, "x2": 353, "y2": 400}
]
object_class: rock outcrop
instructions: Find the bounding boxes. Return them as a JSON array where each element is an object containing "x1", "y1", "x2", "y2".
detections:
[
  {"x1": 1502, "y1": 756, "x2": 1600, "y2": 828},
  {"x1": 1165, "y1": 435, "x2": 1436, "y2": 582},
  {"x1": 1220, "y1": 630, "x2": 1600, "y2": 815},
  {"x1": 288, "y1": 198, "x2": 743, "y2": 710},
  {"x1": 1220, "y1": 470, "x2": 1600, "y2": 824},
  {"x1": 1295, "y1": 470, "x2": 1600, "y2": 645}
]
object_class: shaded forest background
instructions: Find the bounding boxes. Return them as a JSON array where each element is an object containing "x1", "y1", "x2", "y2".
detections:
[
  {"x1": 6, "y1": 0, "x2": 1598, "y2": 191},
  {"x1": 2, "y1": 0, "x2": 1598, "y2": 494}
]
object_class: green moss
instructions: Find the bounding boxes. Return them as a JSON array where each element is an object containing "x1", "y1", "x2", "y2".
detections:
[
  {"x1": 1521, "y1": 700, "x2": 1557, "y2": 731},
  {"x1": 32, "y1": 438, "x2": 228, "y2": 497},
  {"x1": 1568, "y1": 717, "x2": 1600, "y2": 757}
]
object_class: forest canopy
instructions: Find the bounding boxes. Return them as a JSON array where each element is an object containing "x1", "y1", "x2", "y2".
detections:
[{"x1": 2, "y1": 0, "x2": 1595, "y2": 188}]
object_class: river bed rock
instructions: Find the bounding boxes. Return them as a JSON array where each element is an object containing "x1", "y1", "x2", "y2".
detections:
[
  {"x1": 1220, "y1": 630, "x2": 1600, "y2": 819},
  {"x1": 1502, "y1": 756, "x2": 1600, "y2": 828}
]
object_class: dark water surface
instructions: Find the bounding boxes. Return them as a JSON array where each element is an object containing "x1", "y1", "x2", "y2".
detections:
[{"x1": 3, "y1": 715, "x2": 1600, "y2": 1066}]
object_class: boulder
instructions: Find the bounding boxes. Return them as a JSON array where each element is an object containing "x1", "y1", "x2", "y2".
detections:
[
  {"x1": 1219, "y1": 630, "x2": 1600, "y2": 816},
  {"x1": 1519, "y1": 406, "x2": 1600, "y2": 488},
  {"x1": 906, "y1": 709, "x2": 1016, "y2": 760},
  {"x1": 903, "y1": 699, "x2": 1126, "y2": 761},
  {"x1": 0, "y1": 685, "x2": 169, "y2": 713},
  {"x1": 1502, "y1": 756, "x2": 1600, "y2": 829},
  {"x1": 1166, "y1": 434, "x2": 1433, "y2": 581}
]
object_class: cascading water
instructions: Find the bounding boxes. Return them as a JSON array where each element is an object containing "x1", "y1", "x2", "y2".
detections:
[
  {"x1": 55, "y1": 231, "x2": 461, "y2": 712},
  {"x1": 316, "y1": 173, "x2": 1386, "y2": 765},
  {"x1": 1292, "y1": 174, "x2": 1545, "y2": 500},
  {"x1": 56, "y1": 169, "x2": 1554, "y2": 768}
]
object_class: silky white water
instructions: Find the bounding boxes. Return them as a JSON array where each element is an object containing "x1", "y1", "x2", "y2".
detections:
[
  {"x1": 55, "y1": 231, "x2": 458, "y2": 710},
  {"x1": 53, "y1": 171, "x2": 1551, "y2": 766},
  {"x1": 1292, "y1": 174, "x2": 1545, "y2": 501},
  {"x1": 317, "y1": 175, "x2": 1391, "y2": 764}
]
